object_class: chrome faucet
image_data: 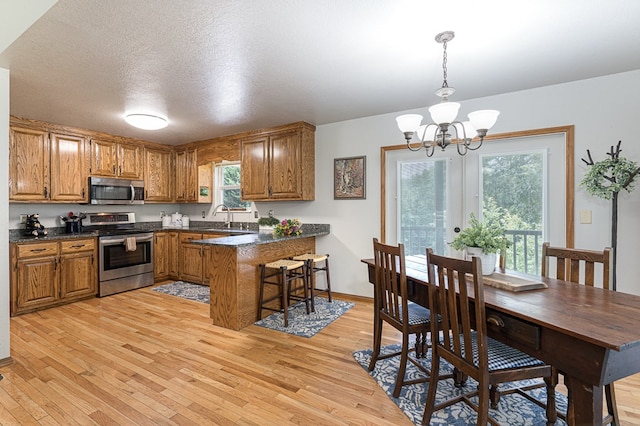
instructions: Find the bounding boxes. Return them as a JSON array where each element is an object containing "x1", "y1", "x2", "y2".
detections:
[{"x1": 212, "y1": 204, "x2": 233, "y2": 228}]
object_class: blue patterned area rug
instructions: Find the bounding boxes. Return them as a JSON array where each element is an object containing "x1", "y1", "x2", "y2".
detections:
[
  {"x1": 254, "y1": 297, "x2": 354, "y2": 338},
  {"x1": 152, "y1": 281, "x2": 209, "y2": 303},
  {"x1": 354, "y1": 344, "x2": 568, "y2": 425}
]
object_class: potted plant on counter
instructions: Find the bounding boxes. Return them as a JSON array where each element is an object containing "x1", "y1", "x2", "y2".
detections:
[
  {"x1": 257, "y1": 215, "x2": 280, "y2": 232},
  {"x1": 450, "y1": 213, "x2": 510, "y2": 275}
]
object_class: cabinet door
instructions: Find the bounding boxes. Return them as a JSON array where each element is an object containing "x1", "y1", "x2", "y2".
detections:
[
  {"x1": 240, "y1": 136, "x2": 269, "y2": 200},
  {"x1": 60, "y1": 252, "x2": 96, "y2": 299},
  {"x1": 154, "y1": 232, "x2": 170, "y2": 280},
  {"x1": 185, "y1": 148, "x2": 198, "y2": 201},
  {"x1": 169, "y1": 232, "x2": 180, "y2": 278},
  {"x1": 175, "y1": 149, "x2": 187, "y2": 201},
  {"x1": 180, "y1": 244, "x2": 203, "y2": 283},
  {"x1": 269, "y1": 131, "x2": 303, "y2": 199},
  {"x1": 15, "y1": 256, "x2": 59, "y2": 312},
  {"x1": 9, "y1": 126, "x2": 50, "y2": 201},
  {"x1": 145, "y1": 148, "x2": 173, "y2": 202},
  {"x1": 50, "y1": 133, "x2": 88, "y2": 202},
  {"x1": 118, "y1": 142, "x2": 142, "y2": 179},
  {"x1": 90, "y1": 139, "x2": 117, "y2": 177},
  {"x1": 179, "y1": 232, "x2": 204, "y2": 283}
]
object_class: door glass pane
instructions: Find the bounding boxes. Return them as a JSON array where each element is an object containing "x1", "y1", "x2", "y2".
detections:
[
  {"x1": 398, "y1": 159, "x2": 448, "y2": 256},
  {"x1": 480, "y1": 151, "x2": 545, "y2": 274}
]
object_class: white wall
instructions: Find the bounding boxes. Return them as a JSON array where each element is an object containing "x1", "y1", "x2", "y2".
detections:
[
  {"x1": 264, "y1": 70, "x2": 640, "y2": 297},
  {"x1": 1, "y1": 68, "x2": 11, "y2": 359},
  {"x1": 8, "y1": 70, "x2": 640, "y2": 300}
]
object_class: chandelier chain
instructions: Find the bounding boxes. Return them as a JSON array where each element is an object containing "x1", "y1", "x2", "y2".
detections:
[{"x1": 441, "y1": 39, "x2": 448, "y2": 88}]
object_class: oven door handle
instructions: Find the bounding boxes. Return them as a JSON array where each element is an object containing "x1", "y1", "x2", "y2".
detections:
[{"x1": 101, "y1": 235, "x2": 154, "y2": 246}]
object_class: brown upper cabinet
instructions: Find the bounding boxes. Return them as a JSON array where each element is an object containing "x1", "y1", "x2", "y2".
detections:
[
  {"x1": 144, "y1": 146, "x2": 174, "y2": 202},
  {"x1": 240, "y1": 122, "x2": 315, "y2": 201},
  {"x1": 90, "y1": 138, "x2": 142, "y2": 180},
  {"x1": 10, "y1": 124, "x2": 88, "y2": 202},
  {"x1": 175, "y1": 147, "x2": 198, "y2": 202}
]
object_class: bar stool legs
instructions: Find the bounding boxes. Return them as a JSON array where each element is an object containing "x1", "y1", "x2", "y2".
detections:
[
  {"x1": 292, "y1": 253, "x2": 332, "y2": 312},
  {"x1": 257, "y1": 259, "x2": 309, "y2": 327}
]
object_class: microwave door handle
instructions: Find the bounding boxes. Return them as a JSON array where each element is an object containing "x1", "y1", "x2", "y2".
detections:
[{"x1": 130, "y1": 184, "x2": 135, "y2": 204}]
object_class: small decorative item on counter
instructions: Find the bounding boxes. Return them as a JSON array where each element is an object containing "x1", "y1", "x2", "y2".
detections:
[
  {"x1": 60, "y1": 211, "x2": 86, "y2": 234},
  {"x1": 273, "y1": 218, "x2": 303, "y2": 237},
  {"x1": 24, "y1": 214, "x2": 48, "y2": 237},
  {"x1": 257, "y1": 215, "x2": 280, "y2": 232}
]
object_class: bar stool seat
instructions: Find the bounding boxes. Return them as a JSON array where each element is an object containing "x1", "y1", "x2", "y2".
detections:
[
  {"x1": 292, "y1": 253, "x2": 332, "y2": 312},
  {"x1": 257, "y1": 259, "x2": 310, "y2": 327}
]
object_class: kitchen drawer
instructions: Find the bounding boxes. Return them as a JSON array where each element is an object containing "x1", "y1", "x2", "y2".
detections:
[
  {"x1": 179, "y1": 232, "x2": 203, "y2": 244},
  {"x1": 60, "y1": 238, "x2": 95, "y2": 254},
  {"x1": 16, "y1": 242, "x2": 59, "y2": 259},
  {"x1": 486, "y1": 308, "x2": 541, "y2": 351}
]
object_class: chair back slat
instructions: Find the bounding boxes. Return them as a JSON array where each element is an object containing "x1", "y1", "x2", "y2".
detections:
[
  {"x1": 426, "y1": 249, "x2": 487, "y2": 373},
  {"x1": 373, "y1": 238, "x2": 408, "y2": 327},
  {"x1": 542, "y1": 242, "x2": 612, "y2": 289}
]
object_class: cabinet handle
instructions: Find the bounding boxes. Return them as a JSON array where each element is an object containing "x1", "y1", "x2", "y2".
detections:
[
  {"x1": 119, "y1": 165, "x2": 122, "y2": 175},
  {"x1": 54, "y1": 258, "x2": 58, "y2": 271},
  {"x1": 70, "y1": 244, "x2": 86, "y2": 248},
  {"x1": 82, "y1": 188, "x2": 85, "y2": 198},
  {"x1": 30, "y1": 248, "x2": 48, "y2": 252},
  {"x1": 44, "y1": 186, "x2": 48, "y2": 198},
  {"x1": 487, "y1": 315, "x2": 505, "y2": 328},
  {"x1": 113, "y1": 165, "x2": 116, "y2": 174}
]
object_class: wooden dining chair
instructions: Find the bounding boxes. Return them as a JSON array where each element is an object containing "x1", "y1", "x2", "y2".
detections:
[
  {"x1": 423, "y1": 249, "x2": 557, "y2": 426},
  {"x1": 541, "y1": 242, "x2": 618, "y2": 426},
  {"x1": 368, "y1": 238, "x2": 433, "y2": 398}
]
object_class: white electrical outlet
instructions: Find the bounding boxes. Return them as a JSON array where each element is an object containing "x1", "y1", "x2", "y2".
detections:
[{"x1": 19, "y1": 214, "x2": 27, "y2": 224}]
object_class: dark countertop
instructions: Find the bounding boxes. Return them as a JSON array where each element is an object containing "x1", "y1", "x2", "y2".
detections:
[
  {"x1": 191, "y1": 224, "x2": 330, "y2": 247},
  {"x1": 10, "y1": 222, "x2": 330, "y2": 245}
]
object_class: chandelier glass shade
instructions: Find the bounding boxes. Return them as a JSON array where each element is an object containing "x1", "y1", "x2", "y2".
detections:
[{"x1": 396, "y1": 31, "x2": 499, "y2": 156}]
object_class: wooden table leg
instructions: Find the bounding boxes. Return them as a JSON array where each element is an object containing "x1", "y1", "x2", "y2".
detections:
[{"x1": 565, "y1": 374, "x2": 603, "y2": 426}]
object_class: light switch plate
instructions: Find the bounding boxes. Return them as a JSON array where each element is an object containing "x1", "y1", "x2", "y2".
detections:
[
  {"x1": 19, "y1": 214, "x2": 27, "y2": 224},
  {"x1": 579, "y1": 210, "x2": 592, "y2": 224}
]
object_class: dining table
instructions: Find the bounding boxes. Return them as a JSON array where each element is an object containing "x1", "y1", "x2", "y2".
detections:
[{"x1": 361, "y1": 254, "x2": 640, "y2": 426}]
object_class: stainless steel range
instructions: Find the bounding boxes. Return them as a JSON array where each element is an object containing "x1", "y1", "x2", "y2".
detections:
[{"x1": 84, "y1": 212, "x2": 154, "y2": 297}]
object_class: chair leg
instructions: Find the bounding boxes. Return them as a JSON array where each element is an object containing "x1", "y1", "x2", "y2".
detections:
[
  {"x1": 477, "y1": 384, "x2": 490, "y2": 426},
  {"x1": 281, "y1": 267, "x2": 289, "y2": 327},
  {"x1": 605, "y1": 383, "x2": 619, "y2": 426},
  {"x1": 393, "y1": 333, "x2": 410, "y2": 398},
  {"x1": 422, "y1": 353, "x2": 440, "y2": 425},
  {"x1": 257, "y1": 264, "x2": 266, "y2": 321},
  {"x1": 543, "y1": 375, "x2": 558, "y2": 426},
  {"x1": 368, "y1": 314, "x2": 382, "y2": 372},
  {"x1": 490, "y1": 384, "x2": 500, "y2": 409},
  {"x1": 302, "y1": 263, "x2": 310, "y2": 314},
  {"x1": 324, "y1": 256, "x2": 332, "y2": 302},
  {"x1": 306, "y1": 260, "x2": 315, "y2": 313}
]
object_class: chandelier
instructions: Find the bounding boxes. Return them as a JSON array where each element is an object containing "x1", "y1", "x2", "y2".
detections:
[{"x1": 395, "y1": 31, "x2": 499, "y2": 156}]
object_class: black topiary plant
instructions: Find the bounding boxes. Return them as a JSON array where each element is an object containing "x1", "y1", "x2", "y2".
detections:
[{"x1": 581, "y1": 141, "x2": 640, "y2": 290}]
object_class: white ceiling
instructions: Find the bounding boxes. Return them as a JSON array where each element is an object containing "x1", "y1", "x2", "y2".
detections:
[{"x1": 2, "y1": 0, "x2": 640, "y2": 146}]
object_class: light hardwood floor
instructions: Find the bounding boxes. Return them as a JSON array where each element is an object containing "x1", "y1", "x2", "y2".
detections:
[{"x1": 1, "y1": 285, "x2": 639, "y2": 425}]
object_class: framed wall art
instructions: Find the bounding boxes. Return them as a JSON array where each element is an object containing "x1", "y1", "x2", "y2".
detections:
[{"x1": 334, "y1": 155, "x2": 366, "y2": 199}]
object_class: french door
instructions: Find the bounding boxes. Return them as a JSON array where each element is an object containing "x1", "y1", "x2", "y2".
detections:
[{"x1": 383, "y1": 128, "x2": 570, "y2": 274}]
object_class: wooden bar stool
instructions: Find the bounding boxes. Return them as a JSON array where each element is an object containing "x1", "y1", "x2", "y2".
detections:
[
  {"x1": 292, "y1": 253, "x2": 332, "y2": 312},
  {"x1": 257, "y1": 259, "x2": 309, "y2": 327}
]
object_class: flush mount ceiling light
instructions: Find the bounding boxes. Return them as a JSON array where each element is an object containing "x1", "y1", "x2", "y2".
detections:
[
  {"x1": 396, "y1": 31, "x2": 499, "y2": 156},
  {"x1": 124, "y1": 114, "x2": 168, "y2": 130}
]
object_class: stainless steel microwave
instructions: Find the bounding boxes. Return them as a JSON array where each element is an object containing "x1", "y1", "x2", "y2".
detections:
[{"x1": 89, "y1": 177, "x2": 144, "y2": 205}]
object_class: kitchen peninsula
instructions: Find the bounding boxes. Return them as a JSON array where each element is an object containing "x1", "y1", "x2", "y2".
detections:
[{"x1": 194, "y1": 224, "x2": 330, "y2": 330}]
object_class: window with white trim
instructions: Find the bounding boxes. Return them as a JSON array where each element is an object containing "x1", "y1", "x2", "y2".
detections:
[{"x1": 214, "y1": 162, "x2": 251, "y2": 210}]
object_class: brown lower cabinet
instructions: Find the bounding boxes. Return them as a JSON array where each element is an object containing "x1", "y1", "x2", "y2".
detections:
[
  {"x1": 154, "y1": 230, "x2": 224, "y2": 285},
  {"x1": 10, "y1": 238, "x2": 97, "y2": 316}
]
